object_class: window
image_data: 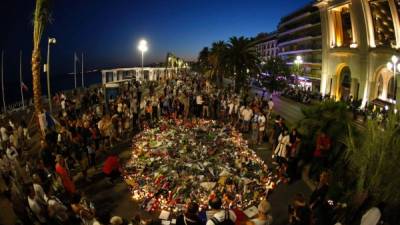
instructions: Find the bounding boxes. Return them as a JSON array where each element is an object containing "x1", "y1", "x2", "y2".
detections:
[
  {"x1": 341, "y1": 7, "x2": 353, "y2": 47},
  {"x1": 370, "y1": 0, "x2": 396, "y2": 47},
  {"x1": 330, "y1": 5, "x2": 353, "y2": 47}
]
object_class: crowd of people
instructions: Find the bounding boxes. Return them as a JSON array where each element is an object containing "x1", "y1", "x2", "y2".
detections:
[{"x1": 0, "y1": 72, "x2": 384, "y2": 225}]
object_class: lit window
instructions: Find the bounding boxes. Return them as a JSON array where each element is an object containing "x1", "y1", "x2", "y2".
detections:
[
  {"x1": 330, "y1": 5, "x2": 353, "y2": 47},
  {"x1": 369, "y1": 0, "x2": 396, "y2": 47}
]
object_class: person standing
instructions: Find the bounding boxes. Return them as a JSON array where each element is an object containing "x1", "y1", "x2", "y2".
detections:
[
  {"x1": 196, "y1": 93, "x2": 203, "y2": 118},
  {"x1": 274, "y1": 129, "x2": 290, "y2": 165},
  {"x1": 258, "y1": 113, "x2": 266, "y2": 144},
  {"x1": 27, "y1": 185, "x2": 48, "y2": 223},
  {"x1": 241, "y1": 105, "x2": 253, "y2": 133},
  {"x1": 103, "y1": 151, "x2": 122, "y2": 184},
  {"x1": 309, "y1": 172, "x2": 330, "y2": 225},
  {"x1": 287, "y1": 128, "x2": 301, "y2": 180},
  {"x1": 46, "y1": 188, "x2": 69, "y2": 223},
  {"x1": 145, "y1": 101, "x2": 153, "y2": 126},
  {"x1": 289, "y1": 193, "x2": 311, "y2": 225},
  {"x1": 151, "y1": 94, "x2": 159, "y2": 122},
  {"x1": 55, "y1": 155, "x2": 76, "y2": 195},
  {"x1": 0, "y1": 125, "x2": 9, "y2": 150},
  {"x1": 131, "y1": 96, "x2": 138, "y2": 130},
  {"x1": 267, "y1": 98, "x2": 274, "y2": 119},
  {"x1": 251, "y1": 111, "x2": 259, "y2": 146},
  {"x1": 270, "y1": 116, "x2": 283, "y2": 151},
  {"x1": 311, "y1": 132, "x2": 331, "y2": 177}
]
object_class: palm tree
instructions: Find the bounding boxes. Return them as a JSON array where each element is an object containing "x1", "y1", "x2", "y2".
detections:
[
  {"x1": 209, "y1": 41, "x2": 228, "y2": 88},
  {"x1": 226, "y1": 36, "x2": 260, "y2": 93},
  {"x1": 198, "y1": 47, "x2": 210, "y2": 73},
  {"x1": 32, "y1": 0, "x2": 52, "y2": 129},
  {"x1": 346, "y1": 114, "x2": 400, "y2": 205}
]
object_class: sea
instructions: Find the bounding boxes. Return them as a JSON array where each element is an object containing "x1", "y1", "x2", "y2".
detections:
[{"x1": 2, "y1": 70, "x2": 102, "y2": 108}]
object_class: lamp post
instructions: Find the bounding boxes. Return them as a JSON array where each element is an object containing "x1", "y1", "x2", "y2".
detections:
[
  {"x1": 294, "y1": 55, "x2": 303, "y2": 86},
  {"x1": 138, "y1": 39, "x2": 148, "y2": 80},
  {"x1": 46, "y1": 37, "x2": 56, "y2": 113},
  {"x1": 387, "y1": 55, "x2": 400, "y2": 108}
]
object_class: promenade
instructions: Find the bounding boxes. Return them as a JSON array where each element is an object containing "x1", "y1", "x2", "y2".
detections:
[{"x1": 1, "y1": 81, "x2": 312, "y2": 225}]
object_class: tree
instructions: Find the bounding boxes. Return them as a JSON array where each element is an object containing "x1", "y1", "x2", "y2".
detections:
[
  {"x1": 32, "y1": 0, "x2": 52, "y2": 130},
  {"x1": 209, "y1": 41, "x2": 228, "y2": 88},
  {"x1": 226, "y1": 36, "x2": 260, "y2": 93},
  {"x1": 346, "y1": 114, "x2": 400, "y2": 205},
  {"x1": 296, "y1": 101, "x2": 350, "y2": 161},
  {"x1": 261, "y1": 57, "x2": 290, "y2": 93}
]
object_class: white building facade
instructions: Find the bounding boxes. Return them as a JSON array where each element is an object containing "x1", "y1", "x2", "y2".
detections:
[
  {"x1": 316, "y1": 0, "x2": 400, "y2": 105},
  {"x1": 256, "y1": 33, "x2": 279, "y2": 61}
]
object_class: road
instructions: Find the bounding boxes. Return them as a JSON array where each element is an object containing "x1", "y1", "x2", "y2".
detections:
[{"x1": 251, "y1": 87, "x2": 306, "y2": 125}]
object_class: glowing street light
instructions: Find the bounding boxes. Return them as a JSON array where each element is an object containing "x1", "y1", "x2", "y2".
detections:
[
  {"x1": 46, "y1": 37, "x2": 56, "y2": 113},
  {"x1": 294, "y1": 55, "x2": 303, "y2": 85},
  {"x1": 138, "y1": 39, "x2": 148, "y2": 77}
]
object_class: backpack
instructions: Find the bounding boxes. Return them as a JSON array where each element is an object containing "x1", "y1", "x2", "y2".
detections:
[{"x1": 210, "y1": 209, "x2": 235, "y2": 225}]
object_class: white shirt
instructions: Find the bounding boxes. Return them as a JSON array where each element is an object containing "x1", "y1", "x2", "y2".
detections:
[
  {"x1": 34, "y1": 183, "x2": 48, "y2": 203},
  {"x1": 61, "y1": 100, "x2": 66, "y2": 110},
  {"x1": 0, "y1": 127, "x2": 8, "y2": 142},
  {"x1": 28, "y1": 196, "x2": 46, "y2": 223},
  {"x1": 6, "y1": 147, "x2": 18, "y2": 161},
  {"x1": 196, "y1": 95, "x2": 203, "y2": 105},
  {"x1": 258, "y1": 115, "x2": 266, "y2": 131},
  {"x1": 117, "y1": 103, "x2": 123, "y2": 113},
  {"x1": 228, "y1": 101, "x2": 234, "y2": 115},
  {"x1": 242, "y1": 108, "x2": 253, "y2": 121},
  {"x1": 268, "y1": 100, "x2": 274, "y2": 110},
  {"x1": 206, "y1": 210, "x2": 237, "y2": 225}
]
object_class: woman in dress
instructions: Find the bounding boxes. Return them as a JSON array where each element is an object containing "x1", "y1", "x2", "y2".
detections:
[
  {"x1": 288, "y1": 128, "x2": 301, "y2": 180},
  {"x1": 55, "y1": 155, "x2": 76, "y2": 195}
]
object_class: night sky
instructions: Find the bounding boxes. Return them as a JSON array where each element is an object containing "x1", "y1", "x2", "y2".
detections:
[{"x1": 1, "y1": 0, "x2": 309, "y2": 87}]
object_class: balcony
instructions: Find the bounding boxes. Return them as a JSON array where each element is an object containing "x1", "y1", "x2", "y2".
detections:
[
  {"x1": 278, "y1": 49, "x2": 322, "y2": 56},
  {"x1": 278, "y1": 23, "x2": 321, "y2": 37},
  {"x1": 279, "y1": 12, "x2": 313, "y2": 28},
  {"x1": 278, "y1": 35, "x2": 322, "y2": 47}
]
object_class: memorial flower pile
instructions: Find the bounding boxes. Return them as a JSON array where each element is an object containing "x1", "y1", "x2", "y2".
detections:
[{"x1": 124, "y1": 119, "x2": 276, "y2": 214}]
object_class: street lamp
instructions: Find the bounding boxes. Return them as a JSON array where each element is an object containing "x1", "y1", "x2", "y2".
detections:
[
  {"x1": 386, "y1": 55, "x2": 400, "y2": 106},
  {"x1": 46, "y1": 37, "x2": 56, "y2": 113},
  {"x1": 138, "y1": 39, "x2": 148, "y2": 79},
  {"x1": 294, "y1": 55, "x2": 303, "y2": 85}
]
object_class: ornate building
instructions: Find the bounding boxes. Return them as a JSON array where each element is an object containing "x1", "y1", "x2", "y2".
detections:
[{"x1": 316, "y1": 0, "x2": 400, "y2": 106}]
